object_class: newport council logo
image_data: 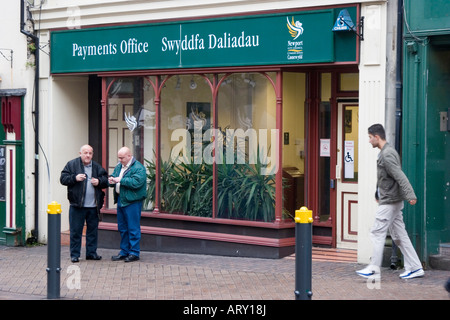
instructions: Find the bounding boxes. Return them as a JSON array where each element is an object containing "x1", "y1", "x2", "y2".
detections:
[{"x1": 286, "y1": 16, "x2": 304, "y2": 61}]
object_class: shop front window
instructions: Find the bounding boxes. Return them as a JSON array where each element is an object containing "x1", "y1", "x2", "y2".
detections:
[
  {"x1": 105, "y1": 72, "x2": 278, "y2": 222},
  {"x1": 282, "y1": 73, "x2": 306, "y2": 220},
  {"x1": 158, "y1": 74, "x2": 213, "y2": 216},
  {"x1": 106, "y1": 76, "x2": 156, "y2": 209},
  {"x1": 217, "y1": 72, "x2": 277, "y2": 222}
]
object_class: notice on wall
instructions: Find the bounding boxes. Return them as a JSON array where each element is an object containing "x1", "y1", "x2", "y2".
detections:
[
  {"x1": 344, "y1": 140, "x2": 354, "y2": 179},
  {"x1": 320, "y1": 139, "x2": 330, "y2": 157},
  {"x1": 0, "y1": 145, "x2": 5, "y2": 201}
]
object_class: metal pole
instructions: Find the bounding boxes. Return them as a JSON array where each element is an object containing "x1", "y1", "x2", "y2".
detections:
[
  {"x1": 294, "y1": 206, "x2": 313, "y2": 300},
  {"x1": 390, "y1": 239, "x2": 399, "y2": 269},
  {"x1": 47, "y1": 201, "x2": 61, "y2": 299}
]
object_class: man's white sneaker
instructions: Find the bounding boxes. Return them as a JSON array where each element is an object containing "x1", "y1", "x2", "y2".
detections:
[
  {"x1": 399, "y1": 268, "x2": 424, "y2": 279},
  {"x1": 356, "y1": 266, "x2": 380, "y2": 279}
]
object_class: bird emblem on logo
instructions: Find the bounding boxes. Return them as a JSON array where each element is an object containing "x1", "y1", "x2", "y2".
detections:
[
  {"x1": 124, "y1": 112, "x2": 137, "y2": 132},
  {"x1": 287, "y1": 17, "x2": 304, "y2": 40}
]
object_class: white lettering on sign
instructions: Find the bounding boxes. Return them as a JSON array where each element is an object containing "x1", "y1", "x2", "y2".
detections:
[
  {"x1": 208, "y1": 32, "x2": 259, "y2": 49},
  {"x1": 120, "y1": 38, "x2": 149, "y2": 54},
  {"x1": 71, "y1": 31, "x2": 260, "y2": 61},
  {"x1": 72, "y1": 38, "x2": 148, "y2": 60},
  {"x1": 161, "y1": 31, "x2": 260, "y2": 54},
  {"x1": 161, "y1": 34, "x2": 205, "y2": 55},
  {"x1": 72, "y1": 43, "x2": 118, "y2": 60}
]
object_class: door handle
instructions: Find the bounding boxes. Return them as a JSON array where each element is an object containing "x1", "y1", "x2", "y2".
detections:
[{"x1": 330, "y1": 179, "x2": 335, "y2": 189}]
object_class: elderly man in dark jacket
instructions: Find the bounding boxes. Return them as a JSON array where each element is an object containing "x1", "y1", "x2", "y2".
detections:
[
  {"x1": 60, "y1": 145, "x2": 108, "y2": 263},
  {"x1": 356, "y1": 124, "x2": 424, "y2": 280}
]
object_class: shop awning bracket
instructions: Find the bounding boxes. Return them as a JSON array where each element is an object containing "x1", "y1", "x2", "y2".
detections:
[{"x1": 340, "y1": 16, "x2": 364, "y2": 41}]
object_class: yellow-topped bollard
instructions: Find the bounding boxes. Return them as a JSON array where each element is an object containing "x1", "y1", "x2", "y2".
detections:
[
  {"x1": 47, "y1": 201, "x2": 62, "y2": 214},
  {"x1": 47, "y1": 201, "x2": 62, "y2": 299},
  {"x1": 295, "y1": 206, "x2": 313, "y2": 224},
  {"x1": 294, "y1": 206, "x2": 313, "y2": 300}
]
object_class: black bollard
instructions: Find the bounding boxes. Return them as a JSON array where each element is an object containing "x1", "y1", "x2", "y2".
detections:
[
  {"x1": 46, "y1": 201, "x2": 61, "y2": 299},
  {"x1": 294, "y1": 206, "x2": 313, "y2": 300}
]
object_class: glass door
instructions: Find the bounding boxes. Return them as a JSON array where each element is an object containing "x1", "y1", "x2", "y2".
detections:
[
  {"x1": 315, "y1": 73, "x2": 335, "y2": 225},
  {"x1": 318, "y1": 100, "x2": 331, "y2": 222},
  {"x1": 306, "y1": 72, "x2": 335, "y2": 246}
]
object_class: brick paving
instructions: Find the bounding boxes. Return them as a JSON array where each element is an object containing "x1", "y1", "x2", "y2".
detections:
[{"x1": 0, "y1": 244, "x2": 449, "y2": 301}]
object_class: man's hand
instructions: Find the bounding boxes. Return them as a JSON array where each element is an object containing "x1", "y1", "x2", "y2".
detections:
[
  {"x1": 76, "y1": 173, "x2": 86, "y2": 182},
  {"x1": 409, "y1": 199, "x2": 417, "y2": 205},
  {"x1": 91, "y1": 177, "x2": 99, "y2": 186},
  {"x1": 108, "y1": 176, "x2": 120, "y2": 184}
]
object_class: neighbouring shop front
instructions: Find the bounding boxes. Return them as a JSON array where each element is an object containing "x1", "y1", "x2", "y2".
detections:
[
  {"x1": 50, "y1": 5, "x2": 361, "y2": 257},
  {"x1": 0, "y1": 90, "x2": 26, "y2": 246},
  {"x1": 402, "y1": 0, "x2": 450, "y2": 267}
]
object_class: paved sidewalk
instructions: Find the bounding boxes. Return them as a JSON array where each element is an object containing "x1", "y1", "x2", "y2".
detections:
[{"x1": 0, "y1": 245, "x2": 449, "y2": 301}]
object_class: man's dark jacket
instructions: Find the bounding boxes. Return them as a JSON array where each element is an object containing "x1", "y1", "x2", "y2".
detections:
[{"x1": 60, "y1": 157, "x2": 109, "y2": 212}]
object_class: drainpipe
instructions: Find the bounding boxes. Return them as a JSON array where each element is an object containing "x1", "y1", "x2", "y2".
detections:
[
  {"x1": 20, "y1": 0, "x2": 40, "y2": 242},
  {"x1": 389, "y1": 0, "x2": 404, "y2": 269},
  {"x1": 395, "y1": 0, "x2": 403, "y2": 151}
]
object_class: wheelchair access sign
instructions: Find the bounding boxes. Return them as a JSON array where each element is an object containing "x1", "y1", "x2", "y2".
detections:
[{"x1": 344, "y1": 140, "x2": 354, "y2": 179}]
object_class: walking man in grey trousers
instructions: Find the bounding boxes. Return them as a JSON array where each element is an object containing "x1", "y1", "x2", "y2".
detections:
[{"x1": 357, "y1": 124, "x2": 424, "y2": 280}]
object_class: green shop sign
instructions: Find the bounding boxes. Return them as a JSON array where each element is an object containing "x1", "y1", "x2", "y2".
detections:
[{"x1": 50, "y1": 6, "x2": 357, "y2": 73}]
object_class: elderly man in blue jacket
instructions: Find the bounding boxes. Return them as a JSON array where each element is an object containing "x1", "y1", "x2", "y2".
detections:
[
  {"x1": 357, "y1": 124, "x2": 424, "y2": 280},
  {"x1": 109, "y1": 147, "x2": 147, "y2": 262}
]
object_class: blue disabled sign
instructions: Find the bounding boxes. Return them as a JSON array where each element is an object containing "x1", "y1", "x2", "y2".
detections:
[{"x1": 332, "y1": 9, "x2": 355, "y2": 32}]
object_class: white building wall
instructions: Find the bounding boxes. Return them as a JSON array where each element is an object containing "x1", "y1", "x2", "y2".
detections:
[
  {"x1": 357, "y1": 3, "x2": 387, "y2": 263},
  {"x1": 2, "y1": 1, "x2": 387, "y2": 256},
  {"x1": 0, "y1": 3, "x2": 38, "y2": 240},
  {"x1": 43, "y1": 76, "x2": 89, "y2": 236},
  {"x1": 34, "y1": 0, "x2": 384, "y2": 30}
]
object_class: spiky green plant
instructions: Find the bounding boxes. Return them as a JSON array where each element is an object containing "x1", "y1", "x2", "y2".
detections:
[{"x1": 144, "y1": 131, "x2": 284, "y2": 222}]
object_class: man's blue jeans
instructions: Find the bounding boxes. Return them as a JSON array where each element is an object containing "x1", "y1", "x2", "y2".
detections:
[{"x1": 117, "y1": 197, "x2": 142, "y2": 257}]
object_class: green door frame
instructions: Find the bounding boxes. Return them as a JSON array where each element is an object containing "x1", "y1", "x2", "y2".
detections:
[
  {"x1": 402, "y1": 36, "x2": 450, "y2": 265},
  {"x1": 0, "y1": 93, "x2": 26, "y2": 246}
]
